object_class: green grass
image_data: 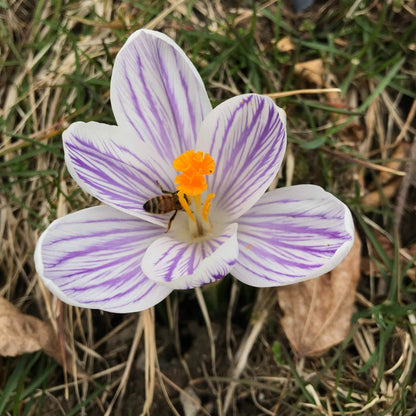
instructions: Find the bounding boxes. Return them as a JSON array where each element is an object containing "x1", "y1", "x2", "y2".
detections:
[{"x1": 1, "y1": 0, "x2": 415, "y2": 414}]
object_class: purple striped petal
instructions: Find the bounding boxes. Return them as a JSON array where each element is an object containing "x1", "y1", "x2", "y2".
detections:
[
  {"x1": 35, "y1": 206, "x2": 172, "y2": 313},
  {"x1": 63, "y1": 121, "x2": 179, "y2": 227},
  {"x1": 111, "y1": 29, "x2": 212, "y2": 165},
  {"x1": 141, "y1": 223, "x2": 239, "y2": 289},
  {"x1": 196, "y1": 94, "x2": 286, "y2": 222},
  {"x1": 232, "y1": 185, "x2": 354, "y2": 287}
]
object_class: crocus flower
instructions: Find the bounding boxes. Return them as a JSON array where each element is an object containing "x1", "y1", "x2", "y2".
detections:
[{"x1": 35, "y1": 29, "x2": 354, "y2": 313}]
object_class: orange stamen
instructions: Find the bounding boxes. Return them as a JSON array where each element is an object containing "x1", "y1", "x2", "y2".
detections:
[
  {"x1": 173, "y1": 150, "x2": 215, "y2": 195},
  {"x1": 177, "y1": 191, "x2": 195, "y2": 222},
  {"x1": 173, "y1": 150, "x2": 215, "y2": 175},
  {"x1": 202, "y1": 193, "x2": 215, "y2": 222},
  {"x1": 173, "y1": 151, "x2": 215, "y2": 232},
  {"x1": 174, "y1": 172, "x2": 207, "y2": 196}
]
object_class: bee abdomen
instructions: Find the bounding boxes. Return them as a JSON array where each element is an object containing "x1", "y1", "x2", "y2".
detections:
[
  {"x1": 143, "y1": 196, "x2": 175, "y2": 214},
  {"x1": 143, "y1": 199, "x2": 153, "y2": 213}
]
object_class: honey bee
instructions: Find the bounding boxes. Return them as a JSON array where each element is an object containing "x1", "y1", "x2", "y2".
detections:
[{"x1": 143, "y1": 181, "x2": 188, "y2": 231}]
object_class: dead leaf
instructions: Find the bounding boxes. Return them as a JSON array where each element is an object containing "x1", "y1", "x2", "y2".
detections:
[
  {"x1": 294, "y1": 59, "x2": 364, "y2": 143},
  {"x1": 277, "y1": 36, "x2": 296, "y2": 53},
  {"x1": 334, "y1": 38, "x2": 348, "y2": 48},
  {"x1": 361, "y1": 177, "x2": 401, "y2": 207},
  {"x1": 294, "y1": 59, "x2": 325, "y2": 86},
  {"x1": 0, "y1": 297, "x2": 77, "y2": 374},
  {"x1": 278, "y1": 232, "x2": 361, "y2": 357},
  {"x1": 378, "y1": 142, "x2": 407, "y2": 186}
]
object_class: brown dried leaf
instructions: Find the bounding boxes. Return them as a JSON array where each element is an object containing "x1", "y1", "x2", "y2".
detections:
[
  {"x1": 276, "y1": 36, "x2": 296, "y2": 53},
  {"x1": 378, "y1": 142, "x2": 407, "y2": 185},
  {"x1": 0, "y1": 297, "x2": 72, "y2": 371},
  {"x1": 294, "y1": 59, "x2": 364, "y2": 143},
  {"x1": 278, "y1": 232, "x2": 361, "y2": 357},
  {"x1": 361, "y1": 177, "x2": 401, "y2": 208},
  {"x1": 294, "y1": 59, "x2": 325, "y2": 86}
]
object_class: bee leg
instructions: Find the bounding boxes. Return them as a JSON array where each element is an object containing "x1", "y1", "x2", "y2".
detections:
[
  {"x1": 166, "y1": 210, "x2": 178, "y2": 232},
  {"x1": 156, "y1": 180, "x2": 171, "y2": 194}
]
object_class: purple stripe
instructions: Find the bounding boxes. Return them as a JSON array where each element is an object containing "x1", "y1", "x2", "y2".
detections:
[
  {"x1": 239, "y1": 224, "x2": 350, "y2": 242},
  {"x1": 201, "y1": 95, "x2": 286, "y2": 221},
  {"x1": 81, "y1": 280, "x2": 157, "y2": 305},
  {"x1": 67, "y1": 139, "x2": 143, "y2": 189},
  {"x1": 65, "y1": 133, "x2": 178, "y2": 214},
  {"x1": 142, "y1": 224, "x2": 238, "y2": 289},
  {"x1": 37, "y1": 205, "x2": 171, "y2": 311},
  {"x1": 155, "y1": 241, "x2": 188, "y2": 282},
  {"x1": 158, "y1": 47, "x2": 197, "y2": 151},
  {"x1": 240, "y1": 245, "x2": 330, "y2": 273},
  {"x1": 112, "y1": 32, "x2": 211, "y2": 167},
  {"x1": 65, "y1": 264, "x2": 145, "y2": 293}
]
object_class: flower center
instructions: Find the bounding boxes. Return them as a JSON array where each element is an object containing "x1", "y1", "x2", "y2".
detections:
[{"x1": 173, "y1": 150, "x2": 215, "y2": 237}]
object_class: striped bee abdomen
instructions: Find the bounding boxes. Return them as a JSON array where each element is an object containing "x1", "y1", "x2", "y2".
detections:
[
  {"x1": 143, "y1": 182, "x2": 190, "y2": 231},
  {"x1": 143, "y1": 193, "x2": 182, "y2": 214}
]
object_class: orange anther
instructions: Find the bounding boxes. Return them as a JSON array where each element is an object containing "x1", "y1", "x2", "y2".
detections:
[{"x1": 173, "y1": 150, "x2": 215, "y2": 195}]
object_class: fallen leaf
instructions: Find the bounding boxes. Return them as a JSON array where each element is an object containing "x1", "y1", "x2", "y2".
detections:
[
  {"x1": 276, "y1": 36, "x2": 296, "y2": 53},
  {"x1": 294, "y1": 59, "x2": 364, "y2": 143},
  {"x1": 0, "y1": 297, "x2": 78, "y2": 374},
  {"x1": 294, "y1": 59, "x2": 324, "y2": 86},
  {"x1": 278, "y1": 232, "x2": 361, "y2": 357},
  {"x1": 378, "y1": 142, "x2": 407, "y2": 186},
  {"x1": 334, "y1": 38, "x2": 348, "y2": 48},
  {"x1": 361, "y1": 177, "x2": 401, "y2": 208}
]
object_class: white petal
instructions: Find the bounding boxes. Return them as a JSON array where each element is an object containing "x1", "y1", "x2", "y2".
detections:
[
  {"x1": 63, "y1": 121, "x2": 178, "y2": 227},
  {"x1": 111, "y1": 29, "x2": 211, "y2": 165},
  {"x1": 141, "y1": 223, "x2": 239, "y2": 289},
  {"x1": 232, "y1": 185, "x2": 354, "y2": 287},
  {"x1": 196, "y1": 94, "x2": 286, "y2": 222},
  {"x1": 35, "y1": 206, "x2": 172, "y2": 313}
]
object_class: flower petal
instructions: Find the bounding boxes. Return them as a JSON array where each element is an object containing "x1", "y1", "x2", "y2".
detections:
[
  {"x1": 232, "y1": 185, "x2": 354, "y2": 287},
  {"x1": 35, "y1": 206, "x2": 172, "y2": 313},
  {"x1": 63, "y1": 121, "x2": 178, "y2": 227},
  {"x1": 141, "y1": 223, "x2": 239, "y2": 289},
  {"x1": 111, "y1": 29, "x2": 212, "y2": 164},
  {"x1": 196, "y1": 94, "x2": 286, "y2": 222}
]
